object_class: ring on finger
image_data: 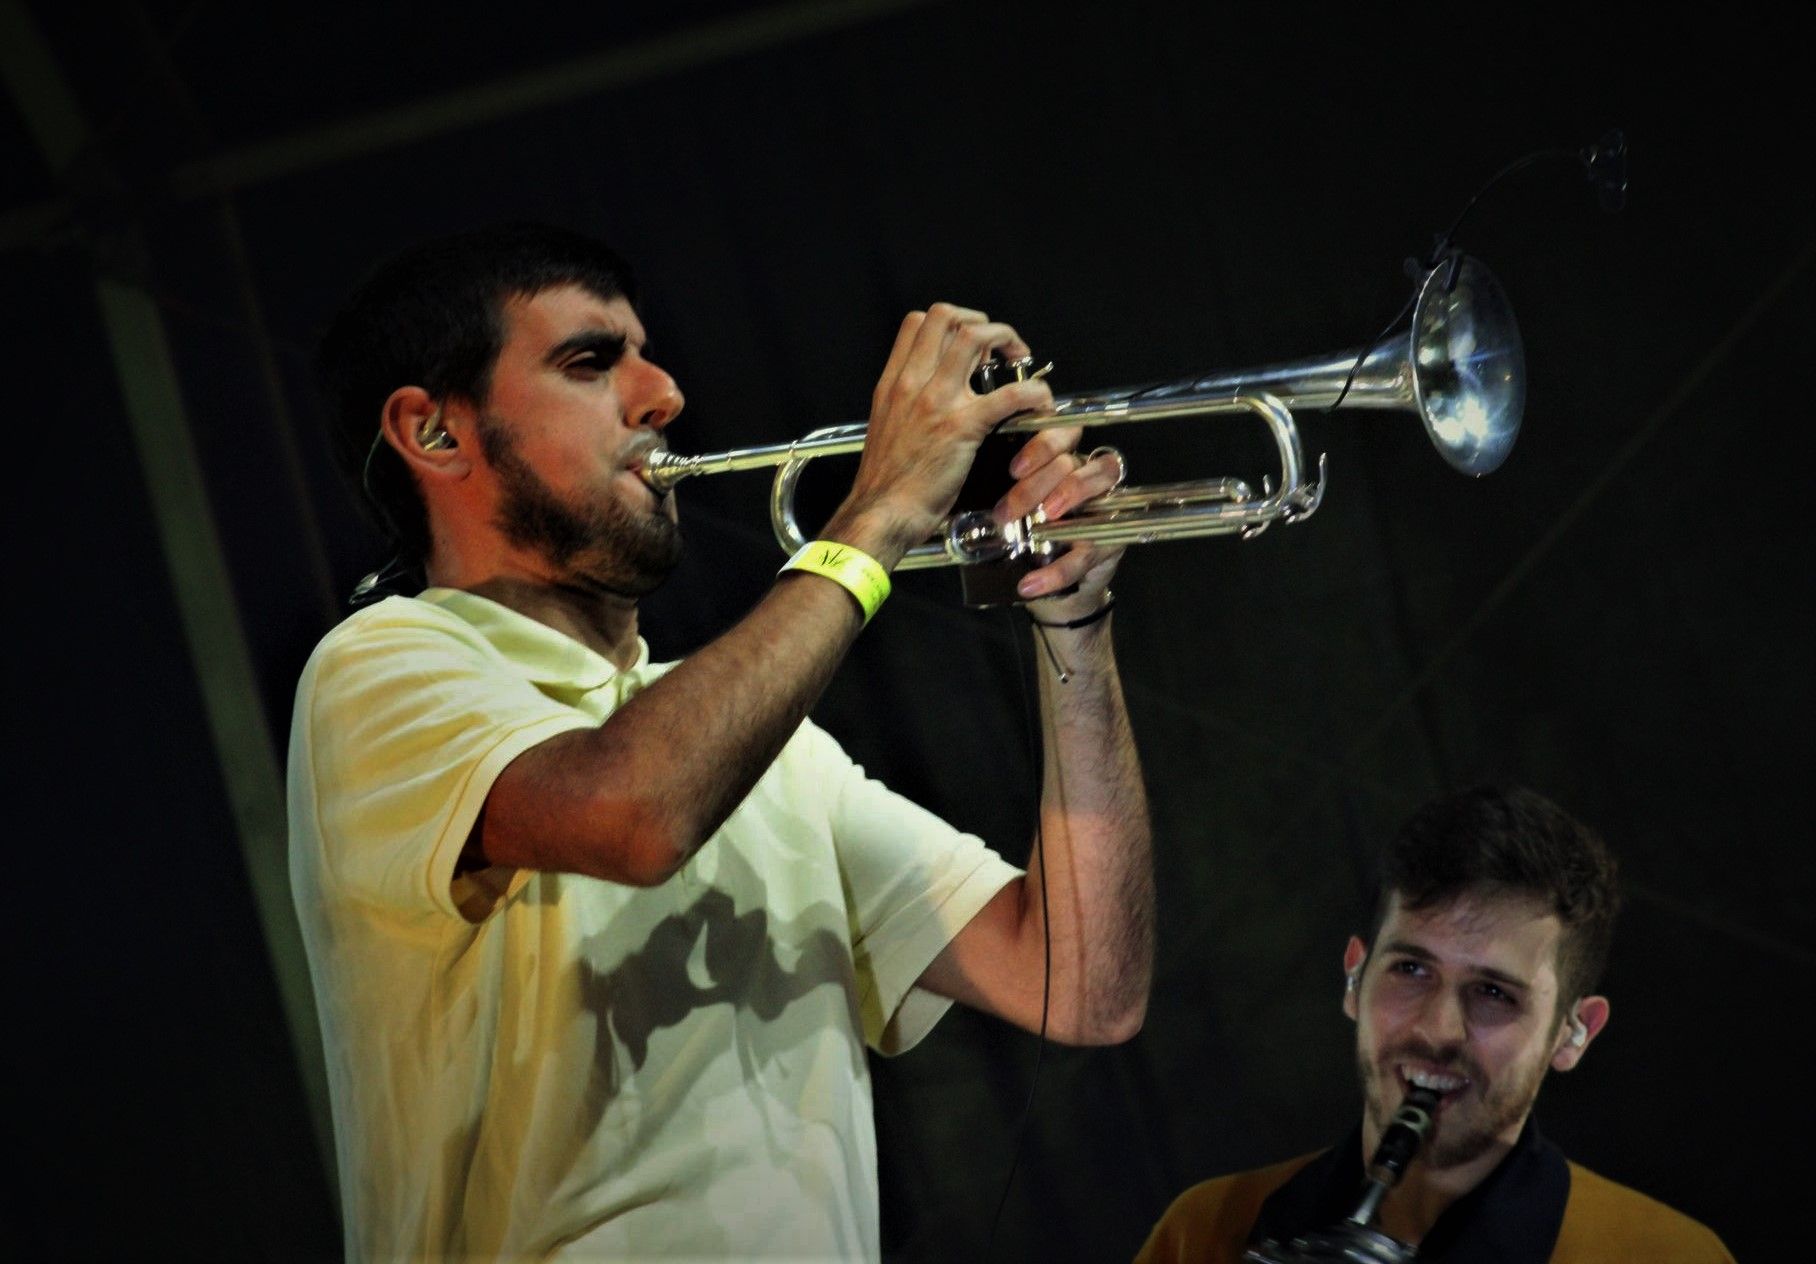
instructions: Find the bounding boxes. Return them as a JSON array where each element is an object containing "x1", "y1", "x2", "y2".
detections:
[{"x1": 1088, "y1": 445, "x2": 1128, "y2": 492}]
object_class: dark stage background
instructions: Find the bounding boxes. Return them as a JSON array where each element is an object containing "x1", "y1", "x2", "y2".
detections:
[{"x1": 5, "y1": 2, "x2": 1809, "y2": 1260}]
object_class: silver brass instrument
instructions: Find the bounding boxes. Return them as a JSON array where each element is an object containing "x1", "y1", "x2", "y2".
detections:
[
  {"x1": 1242, "y1": 1086, "x2": 1442, "y2": 1264},
  {"x1": 638, "y1": 255, "x2": 1524, "y2": 573}
]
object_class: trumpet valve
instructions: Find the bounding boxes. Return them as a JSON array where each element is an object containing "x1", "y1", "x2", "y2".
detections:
[
  {"x1": 943, "y1": 509, "x2": 1051, "y2": 565},
  {"x1": 971, "y1": 355, "x2": 1055, "y2": 393},
  {"x1": 944, "y1": 509, "x2": 1064, "y2": 607}
]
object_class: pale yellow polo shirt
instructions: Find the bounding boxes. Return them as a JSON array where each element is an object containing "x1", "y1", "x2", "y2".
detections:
[{"x1": 287, "y1": 589, "x2": 1019, "y2": 1262}]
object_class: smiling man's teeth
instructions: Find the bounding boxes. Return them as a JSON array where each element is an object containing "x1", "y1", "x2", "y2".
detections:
[{"x1": 1402, "y1": 1067, "x2": 1467, "y2": 1092}]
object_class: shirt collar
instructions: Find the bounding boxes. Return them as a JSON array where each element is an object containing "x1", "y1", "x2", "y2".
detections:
[
  {"x1": 417, "y1": 587, "x2": 651, "y2": 692},
  {"x1": 1252, "y1": 1115, "x2": 1570, "y2": 1263}
]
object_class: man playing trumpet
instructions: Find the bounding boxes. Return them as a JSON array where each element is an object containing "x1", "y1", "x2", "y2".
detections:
[{"x1": 289, "y1": 222, "x2": 1151, "y2": 1261}]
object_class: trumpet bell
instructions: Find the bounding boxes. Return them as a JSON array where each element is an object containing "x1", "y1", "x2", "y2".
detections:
[
  {"x1": 1178, "y1": 254, "x2": 1524, "y2": 477},
  {"x1": 1408, "y1": 254, "x2": 1524, "y2": 476}
]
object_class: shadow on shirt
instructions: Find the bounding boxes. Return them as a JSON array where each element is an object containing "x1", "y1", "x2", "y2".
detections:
[{"x1": 565, "y1": 842, "x2": 870, "y2": 1175}]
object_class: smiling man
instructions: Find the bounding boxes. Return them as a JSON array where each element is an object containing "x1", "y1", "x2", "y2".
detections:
[
  {"x1": 1137, "y1": 786, "x2": 1731, "y2": 1263},
  {"x1": 288, "y1": 223, "x2": 1151, "y2": 1261}
]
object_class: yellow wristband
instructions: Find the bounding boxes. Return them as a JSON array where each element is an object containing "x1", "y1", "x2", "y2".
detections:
[{"x1": 780, "y1": 540, "x2": 891, "y2": 625}]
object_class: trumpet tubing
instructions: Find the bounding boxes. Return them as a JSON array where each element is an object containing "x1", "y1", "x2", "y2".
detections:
[{"x1": 638, "y1": 255, "x2": 1524, "y2": 571}]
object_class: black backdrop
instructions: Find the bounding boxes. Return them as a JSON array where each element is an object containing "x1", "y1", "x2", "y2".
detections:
[{"x1": 6, "y1": 2, "x2": 1809, "y2": 1259}]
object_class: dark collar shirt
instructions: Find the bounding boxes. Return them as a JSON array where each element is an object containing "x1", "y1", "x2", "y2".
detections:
[{"x1": 1136, "y1": 1115, "x2": 1734, "y2": 1263}]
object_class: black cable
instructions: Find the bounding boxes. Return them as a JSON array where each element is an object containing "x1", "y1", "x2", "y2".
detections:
[
  {"x1": 1323, "y1": 287, "x2": 1420, "y2": 417},
  {"x1": 1431, "y1": 148, "x2": 1579, "y2": 259},
  {"x1": 1324, "y1": 139, "x2": 1614, "y2": 414},
  {"x1": 987, "y1": 611, "x2": 1056, "y2": 1247},
  {"x1": 1113, "y1": 136, "x2": 1622, "y2": 417}
]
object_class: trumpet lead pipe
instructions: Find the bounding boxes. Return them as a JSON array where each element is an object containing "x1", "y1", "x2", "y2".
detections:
[{"x1": 637, "y1": 390, "x2": 1285, "y2": 495}]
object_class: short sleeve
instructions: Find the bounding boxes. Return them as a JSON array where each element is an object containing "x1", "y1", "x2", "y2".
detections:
[
  {"x1": 291, "y1": 600, "x2": 595, "y2": 922},
  {"x1": 794, "y1": 723, "x2": 1021, "y2": 1055}
]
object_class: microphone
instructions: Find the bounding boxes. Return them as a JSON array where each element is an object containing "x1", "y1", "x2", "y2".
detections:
[{"x1": 1582, "y1": 129, "x2": 1628, "y2": 213}]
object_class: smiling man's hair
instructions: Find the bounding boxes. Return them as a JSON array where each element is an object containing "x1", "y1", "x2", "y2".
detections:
[
  {"x1": 316, "y1": 222, "x2": 638, "y2": 567},
  {"x1": 1366, "y1": 785, "x2": 1622, "y2": 1015}
]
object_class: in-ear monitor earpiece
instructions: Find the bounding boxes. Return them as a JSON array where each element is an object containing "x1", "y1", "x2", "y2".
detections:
[{"x1": 419, "y1": 407, "x2": 456, "y2": 451}]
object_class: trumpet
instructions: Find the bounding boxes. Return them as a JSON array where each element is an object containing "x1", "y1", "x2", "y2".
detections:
[
  {"x1": 1242, "y1": 1085, "x2": 1441, "y2": 1263},
  {"x1": 638, "y1": 255, "x2": 1524, "y2": 575}
]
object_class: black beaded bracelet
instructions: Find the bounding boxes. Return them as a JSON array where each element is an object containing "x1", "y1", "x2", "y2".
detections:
[{"x1": 1027, "y1": 592, "x2": 1115, "y2": 630}]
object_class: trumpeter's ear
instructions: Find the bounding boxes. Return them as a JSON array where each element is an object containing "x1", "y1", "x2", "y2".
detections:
[{"x1": 382, "y1": 386, "x2": 470, "y2": 478}]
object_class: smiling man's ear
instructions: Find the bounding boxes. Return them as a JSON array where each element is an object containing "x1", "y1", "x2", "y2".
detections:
[
  {"x1": 1551, "y1": 995, "x2": 1610, "y2": 1071},
  {"x1": 1342, "y1": 935, "x2": 1367, "y2": 1021}
]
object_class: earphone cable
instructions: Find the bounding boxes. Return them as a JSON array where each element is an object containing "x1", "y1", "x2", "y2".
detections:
[{"x1": 987, "y1": 611, "x2": 1056, "y2": 1245}]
